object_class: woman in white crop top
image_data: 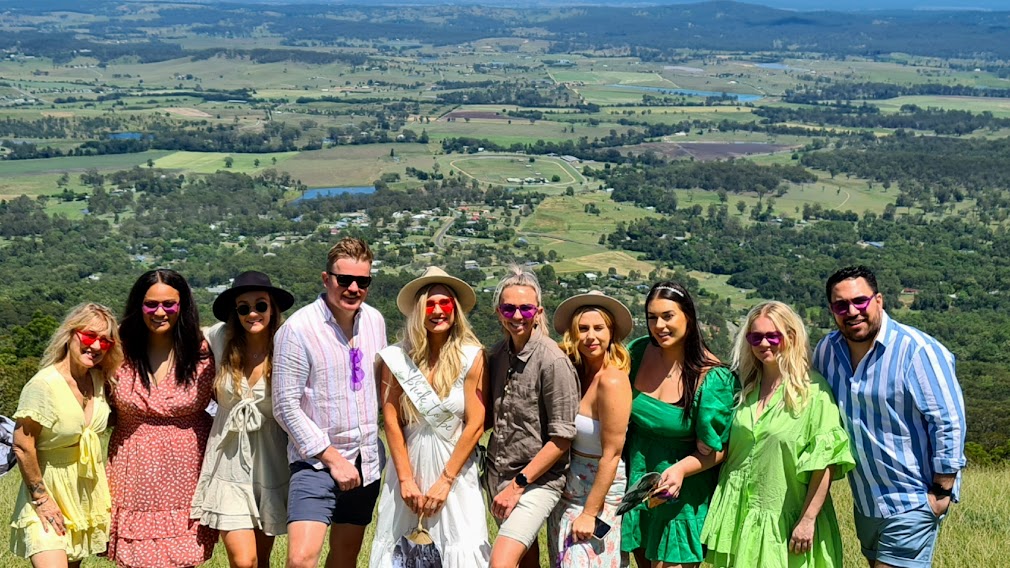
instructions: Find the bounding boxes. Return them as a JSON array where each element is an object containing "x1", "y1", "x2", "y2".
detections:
[{"x1": 548, "y1": 292, "x2": 634, "y2": 568}]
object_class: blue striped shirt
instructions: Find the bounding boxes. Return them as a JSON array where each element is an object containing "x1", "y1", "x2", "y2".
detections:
[{"x1": 813, "y1": 311, "x2": 966, "y2": 518}]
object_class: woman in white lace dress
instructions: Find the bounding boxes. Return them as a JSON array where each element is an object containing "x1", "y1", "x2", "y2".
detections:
[{"x1": 370, "y1": 267, "x2": 491, "y2": 567}]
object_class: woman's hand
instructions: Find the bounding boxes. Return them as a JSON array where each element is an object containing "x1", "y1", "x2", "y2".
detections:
[
  {"x1": 658, "y1": 463, "x2": 685, "y2": 500},
  {"x1": 421, "y1": 475, "x2": 453, "y2": 517},
  {"x1": 34, "y1": 498, "x2": 66, "y2": 536},
  {"x1": 696, "y1": 439, "x2": 714, "y2": 456},
  {"x1": 491, "y1": 481, "x2": 524, "y2": 520},
  {"x1": 399, "y1": 478, "x2": 425, "y2": 516},
  {"x1": 789, "y1": 516, "x2": 815, "y2": 555},
  {"x1": 570, "y1": 512, "x2": 597, "y2": 542}
]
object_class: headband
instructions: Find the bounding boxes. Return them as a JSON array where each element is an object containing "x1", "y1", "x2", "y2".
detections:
[{"x1": 652, "y1": 286, "x2": 685, "y2": 298}]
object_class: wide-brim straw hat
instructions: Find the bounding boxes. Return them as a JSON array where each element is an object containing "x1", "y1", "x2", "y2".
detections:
[
  {"x1": 212, "y1": 271, "x2": 295, "y2": 322},
  {"x1": 396, "y1": 266, "x2": 477, "y2": 316},
  {"x1": 553, "y1": 291, "x2": 634, "y2": 341}
]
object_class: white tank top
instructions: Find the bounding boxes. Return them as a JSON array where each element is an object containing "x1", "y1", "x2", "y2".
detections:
[{"x1": 572, "y1": 414, "x2": 603, "y2": 456}]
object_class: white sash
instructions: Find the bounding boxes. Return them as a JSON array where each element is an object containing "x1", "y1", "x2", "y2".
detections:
[{"x1": 379, "y1": 344, "x2": 480, "y2": 443}]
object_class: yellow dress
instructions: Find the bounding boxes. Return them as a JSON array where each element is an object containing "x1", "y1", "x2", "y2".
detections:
[{"x1": 9, "y1": 365, "x2": 112, "y2": 561}]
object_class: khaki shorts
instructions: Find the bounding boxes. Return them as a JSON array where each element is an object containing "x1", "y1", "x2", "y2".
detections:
[{"x1": 495, "y1": 484, "x2": 563, "y2": 548}]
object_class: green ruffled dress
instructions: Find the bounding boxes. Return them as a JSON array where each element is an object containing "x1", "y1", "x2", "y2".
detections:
[
  {"x1": 701, "y1": 372, "x2": 855, "y2": 568},
  {"x1": 620, "y1": 337, "x2": 738, "y2": 564}
]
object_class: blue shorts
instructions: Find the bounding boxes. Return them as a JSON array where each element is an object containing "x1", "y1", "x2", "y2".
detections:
[
  {"x1": 854, "y1": 503, "x2": 945, "y2": 568},
  {"x1": 287, "y1": 460, "x2": 380, "y2": 527}
]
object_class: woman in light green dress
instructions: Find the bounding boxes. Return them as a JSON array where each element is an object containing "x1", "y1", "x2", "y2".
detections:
[{"x1": 702, "y1": 301, "x2": 855, "y2": 568}]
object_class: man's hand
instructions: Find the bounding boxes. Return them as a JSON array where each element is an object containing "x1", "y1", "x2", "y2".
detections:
[
  {"x1": 319, "y1": 447, "x2": 361, "y2": 491},
  {"x1": 927, "y1": 492, "x2": 951, "y2": 519},
  {"x1": 491, "y1": 480, "x2": 524, "y2": 520}
]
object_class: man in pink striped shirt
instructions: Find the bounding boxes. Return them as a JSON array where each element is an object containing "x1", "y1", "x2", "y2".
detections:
[{"x1": 272, "y1": 237, "x2": 387, "y2": 568}]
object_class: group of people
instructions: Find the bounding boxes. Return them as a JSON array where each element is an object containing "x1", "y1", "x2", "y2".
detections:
[{"x1": 8, "y1": 235, "x2": 966, "y2": 568}]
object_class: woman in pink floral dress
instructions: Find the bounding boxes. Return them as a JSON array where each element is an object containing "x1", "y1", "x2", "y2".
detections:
[
  {"x1": 107, "y1": 269, "x2": 217, "y2": 568},
  {"x1": 548, "y1": 292, "x2": 634, "y2": 567}
]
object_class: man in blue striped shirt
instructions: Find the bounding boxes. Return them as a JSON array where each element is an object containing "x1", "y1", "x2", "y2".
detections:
[{"x1": 813, "y1": 266, "x2": 966, "y2": 568}]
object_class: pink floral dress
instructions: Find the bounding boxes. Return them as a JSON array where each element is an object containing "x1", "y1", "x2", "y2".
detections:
[{"x1": 107, "y1": 350, "x2": 217, "y2": 568}]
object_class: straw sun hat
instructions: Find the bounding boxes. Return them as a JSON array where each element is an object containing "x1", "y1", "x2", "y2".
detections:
[
  {"x1": 396, "y1": 266, "x2": 477, "y2": 316},
  {"x1": 552, "y1": 290, "x2": 634, "y2": 341}
]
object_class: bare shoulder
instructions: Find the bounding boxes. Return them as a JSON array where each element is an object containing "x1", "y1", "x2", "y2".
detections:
[{"x1": 598, "y1": 368, "x2": 631, "y2": 395}]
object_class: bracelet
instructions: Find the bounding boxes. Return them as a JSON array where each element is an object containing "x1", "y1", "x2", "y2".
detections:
[
  {"x1": 30, "y1": 496, "x2": 49, "y2": 508},
  {"x1": 441, "y1": 470, "x2": 458, "y2": 483}
]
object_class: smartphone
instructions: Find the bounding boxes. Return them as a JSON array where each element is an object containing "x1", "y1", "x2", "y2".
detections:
[{"x1": 592, "y1": 517, "x2": 611, "y2": 539}]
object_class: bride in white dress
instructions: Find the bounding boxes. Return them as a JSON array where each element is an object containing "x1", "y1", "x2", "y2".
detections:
[{"x1": 370, "y1": 267, "x2": 491, "y2": 567}]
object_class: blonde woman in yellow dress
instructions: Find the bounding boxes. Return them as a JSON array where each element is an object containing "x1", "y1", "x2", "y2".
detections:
[{"x1": 9, "y1": 303, "x2": 123, "y2": 567}]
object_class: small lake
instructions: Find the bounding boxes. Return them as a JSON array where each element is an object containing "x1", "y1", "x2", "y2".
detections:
[
  {"x1": 294, "y1": 186, "x2": 376, "y2": 202},
  {"x1": 108, "y1": 132, "x2": 144, "y2": 140},
  {"x1": 606, "y1": 85, "x2": 762, "y2": 102}
]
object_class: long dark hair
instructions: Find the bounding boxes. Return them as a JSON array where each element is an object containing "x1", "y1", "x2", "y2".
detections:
[
  {"x1": 645, "y1": 281, "x2": 722, "y2": 411},
  {"x1": 219, "y1": 292, "x2": 284, "y2": 400},
  {"x1": 120, "y1": 269, "x2": 206, "y2": 390}
]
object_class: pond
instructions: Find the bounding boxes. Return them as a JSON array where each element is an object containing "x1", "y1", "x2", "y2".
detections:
[
  {"x1": 108, "y1": 132, "x2": 144, "y2": 140},
  {"x1": 293, "y1": 186, "x2": 376, "y2": 202},
  {"x1": 605, "y1": 85, "x2": 762, "y2": 102}
]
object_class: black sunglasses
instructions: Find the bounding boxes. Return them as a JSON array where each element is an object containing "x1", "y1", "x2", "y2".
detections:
[
  {"x1": 328, "y1": 272, "x2": 372, "y2": 289},
  {"x1": 236, "y1": 301, "x2": 270, "y2": 316}
]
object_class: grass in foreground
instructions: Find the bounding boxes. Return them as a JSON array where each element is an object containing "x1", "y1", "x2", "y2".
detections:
[{"x1": 2, "y1": 465, "x2": 1008, "y2": 567}]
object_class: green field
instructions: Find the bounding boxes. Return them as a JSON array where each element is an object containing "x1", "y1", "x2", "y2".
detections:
[
  {"x1": 447, "y1": 155, "x2": 582, "y2": 188},
  {"x1": 277, "y1": 144, "x2": 434, "y2": 188},
  {"x1": 870, "y1": 95, "x2": 1010, "y2": 117},
  {"x1": 152, "y1": 151, "x2": 300, "y2": 174},
  {"x1": 1, "y1": 455, "x2": 1006, "y2": 567}
]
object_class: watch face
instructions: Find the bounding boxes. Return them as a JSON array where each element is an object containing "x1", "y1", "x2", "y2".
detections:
[{"x1": 516, "y1": 473, "x2": 528, "y2": 487}]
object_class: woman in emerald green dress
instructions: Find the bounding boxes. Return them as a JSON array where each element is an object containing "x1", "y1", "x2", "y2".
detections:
[
  {"x1": 621, "y1": 282, "x2": 738, "y2": 568},
  {"x1": 701, "y1": 301, "x2": 855, "y2": 568}
]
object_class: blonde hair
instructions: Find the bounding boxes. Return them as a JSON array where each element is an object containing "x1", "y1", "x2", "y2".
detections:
[
  {"x1": 559, "y1": 306, "x2": 631, "y2": 376},
  {"x1": 41, "y1": 303, "x2": 123, "y2": 382},
  {"x1": 397, "y1": 284, "x2": 482, "y2": 424},
  {"x1": 217, "y1": 293, "x2": 283, "y2": 400},
  {"x1": 326, "y1": 236, "x2": 372, "y2": 269},
  {"x1": 732, "y1": 301, "x2": 811, "y2": 415},
  {"x1": 492, "y1": 263, "x2": 548, "y2": 335}
]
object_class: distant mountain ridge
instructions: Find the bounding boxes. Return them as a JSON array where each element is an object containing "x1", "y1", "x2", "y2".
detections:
[{"x1": 243, "y1": 0, "x2": 1010, "y2": 12}]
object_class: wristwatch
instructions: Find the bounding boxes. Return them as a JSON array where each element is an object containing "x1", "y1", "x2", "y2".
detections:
[
  {"x1": 928, "y1": 482, "x2": 953, "y2": 499},
  {"x1": 514, "y1": 473, "x2": 529, "y2": 488}
]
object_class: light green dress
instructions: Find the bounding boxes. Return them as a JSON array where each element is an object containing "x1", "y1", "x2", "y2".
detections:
[
  {"x1": 701, "y1": 372, "x2": 855, "y2": 568},
  {"x1": 620, "y1": 337, "x2": 738, "y2": 564}
]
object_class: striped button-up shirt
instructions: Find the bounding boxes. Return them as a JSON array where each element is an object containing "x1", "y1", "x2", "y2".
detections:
[
  {"x1": 272, "y1": 295, "x2": 387, "y2": 485},
  {"x1": 813, "y1": 310, "x2": 966, "y2": 518}
]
